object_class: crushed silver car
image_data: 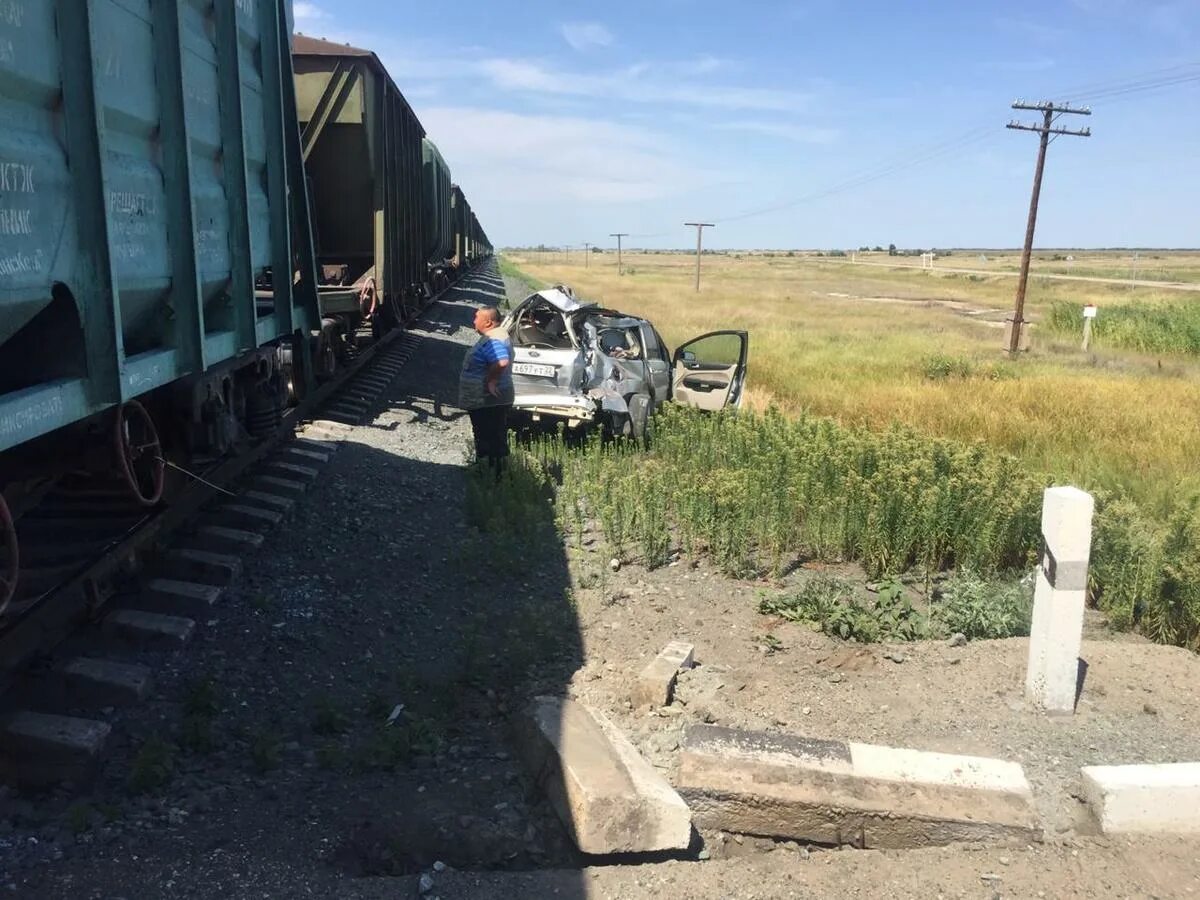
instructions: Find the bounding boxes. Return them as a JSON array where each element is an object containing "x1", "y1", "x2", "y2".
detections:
[{"x1": 503, "y1": 285, "x2": 748, "y2": 437}]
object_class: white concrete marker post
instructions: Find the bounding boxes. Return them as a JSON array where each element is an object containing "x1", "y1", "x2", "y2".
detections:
[{"x1": 1025, "y1": 486, "x2": 1095, "y2": 714}]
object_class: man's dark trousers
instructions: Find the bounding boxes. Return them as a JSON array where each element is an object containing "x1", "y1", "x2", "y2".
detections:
[{"x1": 468, "y1": 404, "x2": 510, "y2": 474}]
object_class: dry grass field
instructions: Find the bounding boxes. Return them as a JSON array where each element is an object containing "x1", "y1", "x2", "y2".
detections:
[{"x1": 504, "y1": 249, "x2": 1200, "y2": 515}]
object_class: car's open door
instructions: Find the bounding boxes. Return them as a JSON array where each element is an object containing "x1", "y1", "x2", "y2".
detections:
[{"x1": 671, "y1": 331, "x2": 749, "y2": 410}]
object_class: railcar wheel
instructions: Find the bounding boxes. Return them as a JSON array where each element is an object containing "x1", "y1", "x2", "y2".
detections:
[
  {"x1": 114, "y1": 400, "x2": 165, "y2": 506},
  {"x1": 316, "y1": 322, "x2": 340, "y2": 381},
  {"x1": 0, "y1": 493, "x2": 18, "y2": 617},
  {"x1": 358, "y1": 277, "x2": 378, "y2": 320}
]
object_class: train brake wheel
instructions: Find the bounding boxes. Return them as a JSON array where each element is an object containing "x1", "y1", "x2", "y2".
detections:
[
  {"x1": 114, "y1": 400, "x2": 165, "y2": 506},
  {"x1": 0, "y1": 493, "x2": 18, "y2": 617}
]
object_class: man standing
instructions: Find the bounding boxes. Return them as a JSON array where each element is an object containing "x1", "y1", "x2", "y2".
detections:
[{"x1": 459, "y1": 306, "x2": 514, "y2": 476}]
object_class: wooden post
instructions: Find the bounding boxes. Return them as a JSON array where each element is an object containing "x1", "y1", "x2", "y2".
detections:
[{"x1": 1082, "y1": 304, "x2": 1097, "y2": 351}]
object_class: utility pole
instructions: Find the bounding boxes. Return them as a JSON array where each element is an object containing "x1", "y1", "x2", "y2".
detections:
[
  {"x1": 583, "y1": 242, "x2": 592, "y2": 268},
  {"x1": 1006, "y1": 100, "x2": 1091, "y2": 355},
  {"x1": 685, "y1": 222, "x2": 715, "y2": 292},
  {"x1": 610, "y1": 233, "x2": 628, "y2": 276}
]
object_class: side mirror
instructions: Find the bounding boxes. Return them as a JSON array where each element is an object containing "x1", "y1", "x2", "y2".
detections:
[{"x1": 679, "y1": 350, "x2": 697, "y2": 364}]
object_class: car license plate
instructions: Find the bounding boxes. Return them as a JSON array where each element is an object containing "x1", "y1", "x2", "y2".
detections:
[{"x1": 513, "y1": 363, "x2": 555, "y2": 377}]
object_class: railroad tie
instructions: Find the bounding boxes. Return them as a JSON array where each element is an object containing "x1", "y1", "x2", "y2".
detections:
[
  {"x1": 57, "y1": 657, "x2": 154, "y2": 707},
  {"x1": 0, "y1": 711, "x2": 112, "y2": 787},
  {"x1": 158, "y1": 548, "x2": 243, "y2": 586},
  {"x1": 135, "y1": 579, "x2": 224, "y2": 619},
  {"x1": 102, "y1": 609, "x2": 196, "y2": 649},
  {"x1": 185, "y1": 525, "x2": 265, "y2": 555}
]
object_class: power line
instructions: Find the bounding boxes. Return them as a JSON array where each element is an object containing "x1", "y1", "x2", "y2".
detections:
[
  {"x1": 717, "y1": 126, "x2": 994, "y2": 224},
  {"x1": 1040, "y1": 60, "x2": 1200, "y2": 103},
  {"x1": 601, "y1": 60, "x2": 1197, "y2": 241},
  {"x1": 713, "y1": 61, "x2": 1197, "y2": 227}
]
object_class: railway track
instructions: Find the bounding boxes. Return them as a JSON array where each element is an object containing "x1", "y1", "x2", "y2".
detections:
[{"x1": 0, "y1": 271, "x2": 486, "y2": 787}]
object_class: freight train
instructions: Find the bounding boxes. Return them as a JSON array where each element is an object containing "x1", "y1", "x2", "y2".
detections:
[{"x1": 0, "y1": 1, "x2": 492, "y2": 614}]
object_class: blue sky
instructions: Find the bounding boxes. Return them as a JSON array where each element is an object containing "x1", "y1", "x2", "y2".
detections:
[{"x1": 292, "y1": 1, "x2": 1199, "y2": 250}]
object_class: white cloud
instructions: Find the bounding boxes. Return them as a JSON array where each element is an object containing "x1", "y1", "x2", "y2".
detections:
[
  {"x1": 560, "y1": 21, "x2": 614, "y2": 51},
  {"x1": 478, "y1": 57, "x2": 815, "y2": 113},
  {"x1": 416, "y1": 106, "x2": 709, "y2": 206},
  {"x1": 715, "y1": 121, "x2": 840, "y2": 144},
  {"x1": 293, "y1": 2, "x2": 328, "y2": 22},
  {"x1": 981, "y1": 57, "x2": 1057, "y2": 74},
  {"x1": 673, "y1": 55, "x2": 732, "y2": 76}
]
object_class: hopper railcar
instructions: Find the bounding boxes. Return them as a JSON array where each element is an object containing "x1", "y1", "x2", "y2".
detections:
[
  {"x1": 0, "y1": 0, "x2": 318, "y2": 616},
  {"x1": 0, "y1": 3, "x2": 493, "y2": 625}
]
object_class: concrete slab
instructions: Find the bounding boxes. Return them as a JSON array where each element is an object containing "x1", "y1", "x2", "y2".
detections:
[
  {"x1": 292, "y1": 437, "x2": 339, "y2": 455},
  {"x1": 60, "y1": 657, "x2": 153, "y2": 706},
  {"x1": 160, "y1": 548, "x2": 242, "y2": 585},
  {"x1": 187, "y1": 525, "x2": 265, "y2": 554},
  {"x1": 241, "y1": 489, "x2": 295, "y2": 513},
  {"x1": 632, "y1": 641, "x2": 695, "y2": 708},
  {"x1": 0, "y1": 711, "x2": 111, "y2": 786},
  {"x1": 301, "y1": 425, "x2": 347, "y2": 443},
  {"x1": 251, "y1": 474, "x2": 308, "y2": 497},
  {"x1": 1081, "y1": 764, "x2": 1200, "y2": 835},
  {"x1": 137, "y1": 579, "x2": 223, "y2": 618},
  {"x1": 678, "y1": 725, "x2": 1041, "y2": 849},
  {"x1": 281, "y1": 445, "x2": 332, "y2": 464},
  {"x1": 260, "y1": 461, "x2": 319, "y2": 483},
  {"x1": 103, "y1": 609, "x2": 195, "y2": 648},
  {"x1": 514, "y1": 696, "x2": 692, "y2": 855},
  {"x1": 210, "y1": 503, "x2": 284, "y2": 531}
]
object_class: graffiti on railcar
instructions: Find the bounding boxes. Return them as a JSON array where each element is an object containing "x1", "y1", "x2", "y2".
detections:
[{"x1": 0, "y1": 391, "x2": 64, "y2": 440}]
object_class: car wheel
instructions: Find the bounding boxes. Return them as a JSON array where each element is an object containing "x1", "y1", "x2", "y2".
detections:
[{"x1": 628, "y1": 395, "x2": 650, "y2": 442}]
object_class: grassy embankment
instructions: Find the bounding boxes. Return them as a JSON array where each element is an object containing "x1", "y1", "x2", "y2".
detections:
[{"x1": 492, "y1": 251, "x2": 1200, "y2": 649}]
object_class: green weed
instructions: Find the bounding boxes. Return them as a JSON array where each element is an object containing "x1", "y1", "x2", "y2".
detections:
[
  {"x1": 760, "y1": 574, "x2": 925, "y2": 643},
  {"x1": 179, "y1": 714, "x2": 216, "y2": 755},
  {"x1": 352, "y1": 716, "x2": 443, "y2": 773},
  {"x1": 66, "y1": 803, "x2": 93, "y2": 835},
  {"x1": 248, "y1": 729, "x2": 281, "y2": 774},
  {"x1": 931, "y1": 570, "x2": 1033, "y2": 640},
  {"x1": 505, "y1": 402, "x2": 1199, "y2": 651},
  {"x1": 922, "y1": 354, "x2": 973, "y2": 380},
  {"x1": 182, "y1": 676, "x2": 220, "y2": 717},
  {"x1": 311, "y1": 694, "x2": 350, "y2": 736},
  {"x1": 128, "y1": 736, "x2": 175, "y2": 794},
  {"x1": 1046, "y1": 300, "x2": 1200, "y2": 356},
  {"x1": 316, "y1": 742, "x2": 344, "y2": 771}
]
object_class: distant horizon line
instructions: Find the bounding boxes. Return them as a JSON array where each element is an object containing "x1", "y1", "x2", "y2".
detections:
[{"x1": 502, "y1": 246, "x2": 1200, "y2": 253}]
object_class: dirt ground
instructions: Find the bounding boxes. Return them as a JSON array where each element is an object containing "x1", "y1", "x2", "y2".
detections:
[{"x1": 4, "y1": 265, "x2": 1199, "y2": 899}]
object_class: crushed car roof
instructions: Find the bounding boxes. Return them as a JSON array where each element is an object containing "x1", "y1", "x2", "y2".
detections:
[{"x1": 529, "y1": 288, "x2": 596, "y2": 314}]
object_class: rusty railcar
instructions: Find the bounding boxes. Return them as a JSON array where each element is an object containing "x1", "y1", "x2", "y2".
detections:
[{"x1": 292, "y1": 35, "x2": 427, "y2": 336}]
